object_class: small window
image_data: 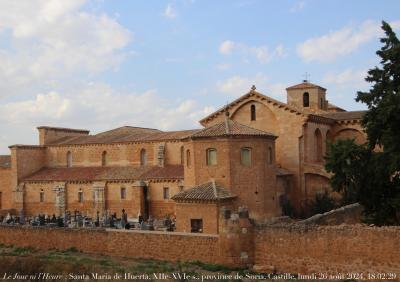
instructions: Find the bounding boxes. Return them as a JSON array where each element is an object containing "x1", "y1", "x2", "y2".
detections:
[
  {"x1": 186, "y1": 149, "x2": 191, "y2": 167},
  {"x1": 78, "y1": 189, "x2": 83, "y2": 203},
  {"x1": 40, "y1": 189, "x2": 44, "y2": 203},
  {"x1": 268, "y1": 147, "x2": 273, "y2": 164},
  {"x1": 303, "y1": 92, "x2": 309, "y2": 107},
  {"x1": 241, "y1": 147, "x2": 252, "y2": 166},
  {"x1": 0, "y1": 192, "x2": 2, "y2": 209},
  {"x1": 121, "y1": 187, "x2": 126, "y2": 200},
  {"x1": 206, "y1": 148, "x2": 217, "y2": 166},
  {"x1": 179, "y1": 185, "x2": 184, "y2": 192},
  {"x1": 250, "y1": 104, "x2": 256, "y2": 121},
  {"x1": 163, "y1": 187, "x2": 170, "y2": 200},
  {"x1": 180, "y1": 146, "x2": 184, "y2": 165},
  {"x1": 102, "y1": 151, "x2": 107, "y2": 166},
  {"x1": 191, "y1": 219, "x2": 203, "y2": 233},
  {"x1": 320, "y1": 98, "x2": 324, "y2": 109},
  {"x1": 140, "y1": 149, "x2": 147, "y2": 166},
  {"x1": 67, "y1": 151, "x2": 72, "y2": 168}
]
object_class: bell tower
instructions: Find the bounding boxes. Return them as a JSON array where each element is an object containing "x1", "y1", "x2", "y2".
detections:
[{"x1": 286, "y1": 80, "x2": 328, "y2": 113}]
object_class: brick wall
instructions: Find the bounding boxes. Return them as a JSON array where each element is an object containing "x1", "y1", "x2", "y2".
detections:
[
  {"x1": 0, "y1": 225, "x2": 222, "y2": 265},
  {"x1": 0, "y1": 215, "x2": 399, "y2": 274},
  {"x1": 254, "y1": 224, "x2": 400, "y2": 275},
  {"x1": 0, "y1": 168, "x2": 12, "y2": 209}
]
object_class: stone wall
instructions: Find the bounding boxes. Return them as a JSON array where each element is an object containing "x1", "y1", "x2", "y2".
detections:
[
  {"x1": 0, "y1": 225, "x2": 222, "y2": 265},
  {"x1": 254, "y1": 224, "x2": 400, "y2": 275},
  {"x1": 298, "y1": 203, "x2": 363, "y2": 225},
  {"x1": 0, "y1": 168, "x2": 12, "y2": 210},
  {"x1": 0, "y1": 213, "x2": 399, "y2": 274}
]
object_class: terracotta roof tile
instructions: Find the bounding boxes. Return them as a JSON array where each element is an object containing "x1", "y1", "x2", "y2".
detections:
[
  {"x1": 48, "y1": 127, "x2": 201, "y2": 145},
  {"x1": 141, "y1": 165, "x2": 184, "y2": 180},
  {"x1": 189, "y1": 119, "x2": 276, "y2": 139},
  {"x1": 23, "y1": 165, "x2": 182, "y2": 182},
  {"x1": 172, "y1": 181, "x2": 235, "y2": 202},
  {"x1": 318, "y1": 111, "x2": 366, "y2": 121},
  {"x1": 286, "y1": 81, "x2": 326, "y2": 91},
  {"x1": 199, "y1": 89, "x2": 303, "y2": 126},
  {"x1": 0, "y1": 155, "x2": 11, "y2": 168}
]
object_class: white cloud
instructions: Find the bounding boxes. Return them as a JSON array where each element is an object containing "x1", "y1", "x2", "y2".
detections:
[
  {"x1": 218, "y1": 40, "x2": 286, "y2": 64},
  {"x1": 0, "y1": 82, "x2": 214, "y2": 153},
  {"x1": 290, "y1": 1, "x2": 305, "y2": 13},
  {"x1": 164, "y1": 3, "x2": 177, "y2": 19},
  {"x1": 297, "y1": 20, "x2": 400, "y2": 63},
  {"x1": 216, "y1": 73, "x2": 286, "y2": 99},
  {"x1": 219, "y1": 40, "x2": 235, "y2": 55},
  {"x1": 322, "y1": 68, "x2": 368, "y2": 88},
  {"x1": 0, "y1": 0, "x2": 132, "y2": 98}
]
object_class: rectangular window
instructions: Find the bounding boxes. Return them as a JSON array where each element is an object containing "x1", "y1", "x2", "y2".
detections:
[
  {"x1": 78, "y1": 191, "x2": 83, "y2": 203},
  {"x1": 241, "y1": 148, "x2": 252, "y2": 166},
  {"x1": 121, "y1": 187, "x2": 126, "y2": 200},
  {"x1": 190, "y1": 219, "x2": 203, "y2": 233},
  {"x1": 0, "y1": 192, "x2": 2, "y2": 209},
  {"x1": 206, "y1": 148, "x2": 217, "y2": 165},
  {"x1": 40, "y1": 191, "x2": 44, "y2": 203},
  {"x1": 163, "y1": 187, "x2": 170, "y2": 200}
]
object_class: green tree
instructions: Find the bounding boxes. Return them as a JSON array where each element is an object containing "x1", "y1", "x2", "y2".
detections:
[{"x1": 325, "y1": 21, "x2": 400, "y2": 225}]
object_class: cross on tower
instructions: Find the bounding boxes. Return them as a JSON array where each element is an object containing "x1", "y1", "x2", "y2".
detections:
[{"x1": 303, "y1": 72, "x2": 310, "y2": 82}]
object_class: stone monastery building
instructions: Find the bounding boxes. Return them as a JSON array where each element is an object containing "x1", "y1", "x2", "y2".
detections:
[{"x1": 0, "y1": 81, "x2": 366, "y2": 234}]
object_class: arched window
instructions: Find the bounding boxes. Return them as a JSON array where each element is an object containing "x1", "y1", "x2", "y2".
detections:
[
  {"x1": 180, "y1": 146, "x2": 184, "y2": 165},
  {"x1": 241, "y1": 147, "x2": 252, "y2": 166},
  {"x1": 102, "y1": 151, "x2": 107, "y2": 166},
  {"x1": 250, "y1": 104, "x2": 256, "y2": 121},
  {"x1": 186, "y1": 149, "x2": 191, "y2": 167},
  {"x1": 67, "y1": 151, "x2": 72, "y2": 168},
  {"x1": 320, "y1": 98, "x2": 324, "y2": 109},
  {"x1": 315, "y1": 129, "x2": 323, "y2": 162},
  {"x1": 40, "y1": 189, "x2": 44, "y2": 203},
  {"x1": 206, "y1": 148, "x2": 217, "y2": 166},
  {"x1": 303, "y1": 92, "x2": 309, "y2": 107},
  {"x1": 78, "y1": 189, "x2": 83, "y2": 203},
  {"x1": 268, "y1": 147, "x2": 273, "y2": 164},
  {"x1": 140, "y1": 149, "x2": 147, "y2": 166},
  {"x1": 120, "y1": 187, "x2": 126, "y2": 200}
]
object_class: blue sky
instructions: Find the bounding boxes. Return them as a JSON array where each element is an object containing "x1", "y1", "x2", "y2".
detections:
[{"x1": 0, "y1": 0, "x2": 399, "y2": 153}]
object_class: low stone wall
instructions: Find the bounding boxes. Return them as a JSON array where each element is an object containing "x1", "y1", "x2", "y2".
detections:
[
  {"x1": 298, "y1": 203, "x2": 364, "y2": 225},
  {"x1": 254, "y1": 224, "x2": 400, "y2": 275},
  {"x1": 0, "y1": 225, "x2": 221, "y2": 264}
]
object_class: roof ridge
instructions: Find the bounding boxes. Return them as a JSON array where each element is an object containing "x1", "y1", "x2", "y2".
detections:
[
  {"x1": 199, "y1": 89, "x2": 304, "y2": 125},
  {"x1": 211, "y1": 180, "x2": 217, "y2": 198}
]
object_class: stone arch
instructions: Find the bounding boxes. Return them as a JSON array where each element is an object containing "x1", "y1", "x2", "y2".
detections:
[
  {"x1": 334, "y1": 128, "x2": 365, "y2": 144},
  {"x1": 230, "y1": 100, "x2": 278, "y2": 135},
  {"x1": 303, "y1": 92, "x2": 309, "y2": 107}
]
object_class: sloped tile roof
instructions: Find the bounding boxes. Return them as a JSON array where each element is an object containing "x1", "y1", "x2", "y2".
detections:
[
  {"x1": 199, "y1": 89, "x2": 304, "y2": 126},
  {"x1": 318, "y1": 111, "x2": 366, "y2": 121},
  {"x1": 172, "y1": 181, "x2": 235, "y2": 202},
  {"x1": 141, "y1": 165, "x2": 183, "y2": 180},
  {"x1": 286, "y1": 81, "x2": 326, "y2": 91},
  {"x1": 189, "y1": 119, "x2": 276, "y2": 139},
  {"x1": 327, "y1": 103, "x2": 346, "y2": 112},
  {"x1": 47, "y1": 127, "x2": 201, "y2": 145},
  {"x1": 0, "y1": 155, "x2": 11, "y2": 168},
  {"x1": 23, "y1": 165, "x2": 183, "y2": 182}
]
